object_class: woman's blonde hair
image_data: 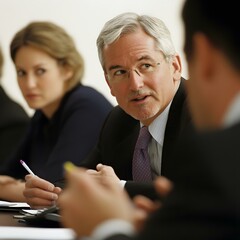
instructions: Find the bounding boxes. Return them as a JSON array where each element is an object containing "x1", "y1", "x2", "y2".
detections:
[{"x1": 10, "y1": 21, "x2": 84, "y2": 90}]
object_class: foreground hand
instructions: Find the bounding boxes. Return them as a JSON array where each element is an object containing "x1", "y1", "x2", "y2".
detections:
[
  {"x1": 86, "y1": 163, "x2": 122, "y2": 187},
  {"x1": 59, "y1": 165, "x2": 135, "y2": 237},
  {"x1": 132, "y1": 176, "x2": 173, "y2": 231},
  {"x1": 133, "y1": 176, "x2": 173, "y2": 210},
  {"x1": 24, "y1": 175, "x2": 62, "y2": 209}
]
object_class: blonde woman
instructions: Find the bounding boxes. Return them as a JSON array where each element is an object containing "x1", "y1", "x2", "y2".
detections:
[{"x1": 0, "y1": 21, "x2": 113, "y2": 203}]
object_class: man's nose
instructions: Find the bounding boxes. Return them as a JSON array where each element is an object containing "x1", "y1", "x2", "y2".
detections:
[{"x1": 128, "y1": 69, "x2": 144, "y2": 90}]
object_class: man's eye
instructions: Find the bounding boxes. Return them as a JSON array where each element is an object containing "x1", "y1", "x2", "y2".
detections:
[
  {"x1": 140, "y1": 63, "x2": 154, "y2": 72},
  {"x1": 142, "y1": 63, "x2": 152, "y2": 69},
  {"x1": 114, "y1": 69, "x2": 127, "y2": 76}
]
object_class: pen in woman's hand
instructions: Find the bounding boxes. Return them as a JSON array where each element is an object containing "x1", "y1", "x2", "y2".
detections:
[{"x1": 20, "y1": 160, "x2": 35, "y2": 175}]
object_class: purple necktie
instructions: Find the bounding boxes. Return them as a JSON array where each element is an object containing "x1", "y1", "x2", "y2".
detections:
[{"x1": 132, "y1": 126, "x2": 152, "y2": 182}]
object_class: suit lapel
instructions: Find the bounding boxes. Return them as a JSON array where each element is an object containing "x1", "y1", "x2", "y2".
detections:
[
  {"x1": 161, "y1": 79, "x2": 191, "y2": 179},
  {"x1": 112, "y1": 124, "x2": 139, "y2": 180}
]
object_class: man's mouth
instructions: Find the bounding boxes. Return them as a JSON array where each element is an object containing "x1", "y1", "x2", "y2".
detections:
[{"x1": 132, "y1": 95, "x2": 148, "y2": 101}]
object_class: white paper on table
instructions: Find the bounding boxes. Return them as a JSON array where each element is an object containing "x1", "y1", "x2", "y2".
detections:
[
  {"x1": 0, "y1": 227, "x2": 76, "y2": 240},
  {"x1": 9, "y1": 202, "x2": 30, "y2": 208},
  {"x1": 0, "y1": 201, "x2": 30, "y2": 208},
  {"x1": 0, "y1": 201, "x2": 15, "y2": 207},
  {"x1": 21, "y1": 209, "x2": 45, "y2": 215}
]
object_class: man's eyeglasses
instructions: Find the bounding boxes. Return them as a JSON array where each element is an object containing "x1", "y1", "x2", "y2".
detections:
[{"x1": 107, "y1": 62, "x2": 161, "y2": 83}]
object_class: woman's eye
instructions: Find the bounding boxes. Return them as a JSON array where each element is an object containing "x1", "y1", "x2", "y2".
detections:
[
  {"x1": 36, "y1": 68, "x2": 46, "y2": 75},
  {"x1": 17, "y1": 70, "x2": 25, "y2": 77}
]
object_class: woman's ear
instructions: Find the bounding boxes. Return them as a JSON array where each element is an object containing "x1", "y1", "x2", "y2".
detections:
[{"x1": 63, "y1": 67, "x2": 74, "y2": 81}]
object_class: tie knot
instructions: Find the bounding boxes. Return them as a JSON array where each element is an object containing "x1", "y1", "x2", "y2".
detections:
[{"x1": 136, "y1": 126, "x2": 151, "y2": 149}]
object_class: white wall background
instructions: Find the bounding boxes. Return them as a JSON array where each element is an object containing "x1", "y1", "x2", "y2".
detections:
[{"x1": 0, "y1": 0, "x2": 186, "y2": 116}]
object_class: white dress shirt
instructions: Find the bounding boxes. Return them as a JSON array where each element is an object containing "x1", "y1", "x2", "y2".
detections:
[
  {"x1": 120, "y1": 101, "x2": 171, "y2": 186},
  {"x1": 223, "y1": 93, "x2": 240, "y2": 127},
  {"x1": 148, "y1": 102, "x2": 171, "y2": 178}
]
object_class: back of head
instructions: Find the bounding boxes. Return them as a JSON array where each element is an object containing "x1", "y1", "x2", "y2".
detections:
[
  {"x1": 10, "y1": 21, "x2": 84, "y2": 90},
  {"x1": 97, "y1": 12, "x2": 176, "y2": 70},
  {"x1": 182, "y1": 0, "x2": 240, "y2": 70}
]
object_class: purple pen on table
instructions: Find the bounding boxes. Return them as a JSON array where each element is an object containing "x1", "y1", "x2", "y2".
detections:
[{"x1": 20, "y1": 160, "x2": 35, "y2": 175}]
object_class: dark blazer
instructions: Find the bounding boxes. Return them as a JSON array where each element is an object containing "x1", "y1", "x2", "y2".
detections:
[
  {"x1": 0, "y1": 86, "x2": 29, "y2": 165},
  {"x1": 105, "y1": 123, "x2": 240, "y2": 240},
  {"x1": 81, "y1": 78, "x2": 191, "y2": 199},
  {"x1": 0, "y1": 84, "x2": 113, "y2": 184}
]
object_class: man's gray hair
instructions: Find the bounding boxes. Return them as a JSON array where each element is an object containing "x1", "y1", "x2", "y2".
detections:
[{"x1": 97, "y1": 12, "x2": 176, "y2": 70}]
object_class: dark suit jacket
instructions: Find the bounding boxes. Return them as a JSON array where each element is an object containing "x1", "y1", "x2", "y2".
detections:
[
  {"x1": 105, "y1": 123, "x2": 240, "y2": 240},
  {"x1": 81, "y1": 79, "x2": 191, "y2": 199},
  {"x1": 0, "y1": 86, "x2": 29, "y2": 165},
  {"x1": 0, "y1": 84, "x2": 113, "y2": 183}
]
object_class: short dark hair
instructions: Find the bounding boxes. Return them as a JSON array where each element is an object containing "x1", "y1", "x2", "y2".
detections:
[{"x1": 182, "y1": 0, "x2": 240, "y2": 70}]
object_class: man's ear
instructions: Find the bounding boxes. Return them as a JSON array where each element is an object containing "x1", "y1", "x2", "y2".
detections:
[
  {"x1": 193, "y1": 33, "x2": 215, "y2": 80},
  {"x1": 104, "y1": 72, "x2": 116, "y2": 97},
  {"x1": 171, "y1": 54, "x2": 182, "y2": 81}
]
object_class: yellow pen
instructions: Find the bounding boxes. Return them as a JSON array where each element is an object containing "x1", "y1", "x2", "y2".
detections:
[{"x1": 64, "y1": 161, "x2": 76, "y2": 172}]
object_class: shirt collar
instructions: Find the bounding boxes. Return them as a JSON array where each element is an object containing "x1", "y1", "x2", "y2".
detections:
[
  {"x1": 140, "y1": 101, "x2": 172, "y2": 146},
  {"x1": 223, "y1": 92, "x2": 240, "y2": 127}
]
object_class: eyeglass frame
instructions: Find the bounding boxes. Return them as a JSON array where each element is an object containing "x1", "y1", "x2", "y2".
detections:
[{"x1": 105, "y1": 55, "x2": 170, "y2": 83}]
